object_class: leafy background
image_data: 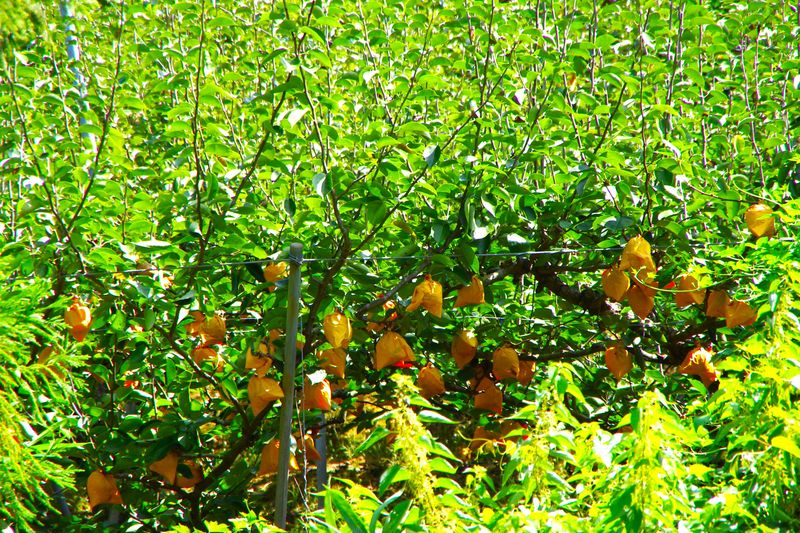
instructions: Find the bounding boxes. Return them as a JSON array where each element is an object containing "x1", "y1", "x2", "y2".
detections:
[{"x1": 1, "y1": 0, "x2": 799, "y2": 531}]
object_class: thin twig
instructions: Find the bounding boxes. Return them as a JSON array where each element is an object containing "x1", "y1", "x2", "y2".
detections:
[
  {"x1": 592, "y1": 82, "x2": 627, "y2": 157},
  {"x1": 739, "y1": 31, "x2": 765, "y2": 188},
  {"x1": 65, "y1": 6, "x2": 125, "y2": 234}
]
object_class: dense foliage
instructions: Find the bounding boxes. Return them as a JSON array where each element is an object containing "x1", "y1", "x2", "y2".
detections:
[
  {"x1": 0, "y1": 0, "x2": 44, "y2": 50},
  {"x1": 1, "y1": 0, "x2": 799, "y2": 531}
]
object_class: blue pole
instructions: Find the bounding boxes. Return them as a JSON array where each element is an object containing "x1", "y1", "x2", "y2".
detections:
[{"x1": 59, "y1": 1, "x2": 96, "y2": 149}]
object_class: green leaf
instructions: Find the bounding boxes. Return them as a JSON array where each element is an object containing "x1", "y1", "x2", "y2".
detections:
[
  {"x1": 418, "y1": 434, "x2": 460, "y2": 461},
  {"x1": 416, "y1": 410, "x2": 458, "y2": 424},
  {"x1": 431, "y1": 254, "x2": 454, "y2": 268},
  {"x1": 208, "y1": 15, "x2": 235, "y2": 28},
  {"x1": 313, "y1": 172, "x2": 332, "y2": 197},
  {"x1": 428, "y1": 457, "x2": 457, "y2": 474},
  {"x1": 283, "y1": 197, "x2": 296, "y2": 217},
  {"x1": 423, "y1": 145, "x2": 441, "y2": 167},
  {"x1": 457, "y1": 242, "x2": 479, "y2": 272},
  {"x1": 354, "y1": 427, "x2": 391, "y2": 455},
  {"x1": 285, "y1": 108, "x2": 308, "y2": 127},
  {"x1": 383, "y1": 499, "x2": 413, "y2": 533},
  {"x1": 78, "y1": 123, "x2": 103, "y2": 137},
  {"x1": 134, "y1": 239, "x2": 172, "y2": 249},
  {"x1": 324, "y1": 489, "x2": 340, "y2": 530},
  {"x1": 143, "y1": 309, "x2": 156, "y2": 331},
  {"x1": 368, "y1": 491, "x2": 404, "y2": 533},
  {"x1": 299, "y1": 26, "x2": 326, "y2": 46},
  {"x1": 330, "y1": 490, "x2": 368, "y2": 533},
  {"x1": 110, "y1": 311, "x2": 127, "y2": 332},
  {"x1": 175, "y1": 291, "x2": 195, "y2": 306},
  {"x1": 771, "y1": 436, "x2": 800, "y2": 458},
  {"x1": 378, "y1": 465, "x2": 409, "y2": 497}
]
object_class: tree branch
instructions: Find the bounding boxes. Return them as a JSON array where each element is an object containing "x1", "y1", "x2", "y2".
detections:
[
  {"x1": 154, "y1": 324, "x2": 248, "y2": 421},
  {"x1": 65, "y1": 6, "x2": 124, "y2": 234}
]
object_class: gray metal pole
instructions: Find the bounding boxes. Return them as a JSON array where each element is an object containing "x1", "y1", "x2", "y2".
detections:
[{"x1": 275, "y1": 243, "x2": 303, "y2": 528}]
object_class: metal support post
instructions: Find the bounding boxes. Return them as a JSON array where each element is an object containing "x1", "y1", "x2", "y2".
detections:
[{"x1": 275, "y1": 243, "x2": 303, "y2": 528}]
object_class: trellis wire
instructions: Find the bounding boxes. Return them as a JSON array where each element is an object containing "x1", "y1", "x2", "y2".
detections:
[
  {"x1": 5, "y1": 239, "x2": 791, "y2": 286},
  {"x1": 223, "y1": 315, "x2": 676, "y2": 333}
]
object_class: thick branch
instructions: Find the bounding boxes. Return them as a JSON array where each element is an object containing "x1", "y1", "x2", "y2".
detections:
[
  {"x1": 194, "y1": 404, "x2": 271, "y2": 494},
  {"x1": 483, "y1": 256, "x2": 612, "y2": 316},
  {"x1": 542, "y1": 274, "x2": 609, "y2": 315},
  {"x1": 670, "y1": 317, "x2": 724, "y2": 345}
]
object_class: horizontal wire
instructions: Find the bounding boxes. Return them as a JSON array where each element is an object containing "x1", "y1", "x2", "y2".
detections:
[
  {"x1": 2, "y1": 238, "x2": 794, "y2": 285},
  {"x1": 188, "y1": 314, "x2": 674, "y2": 332}
]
